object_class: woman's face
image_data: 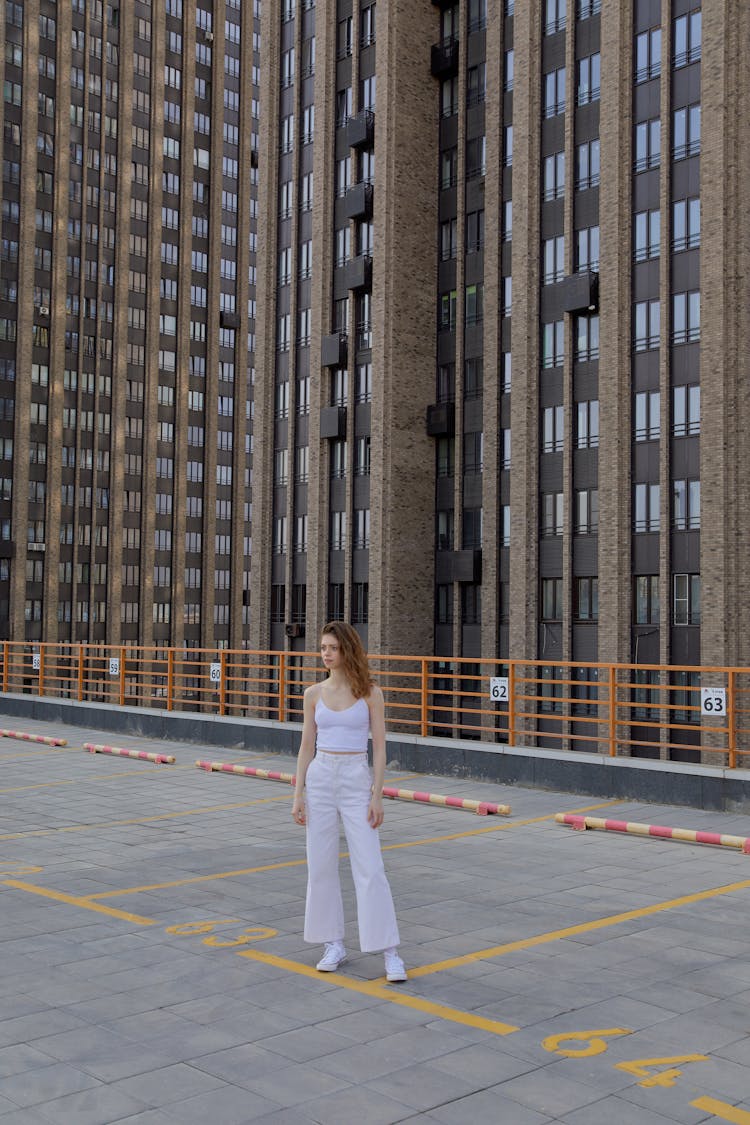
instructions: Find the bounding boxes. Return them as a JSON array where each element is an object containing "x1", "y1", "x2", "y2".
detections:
[{"x1": 320, "y1": 633, "x2": 342, "y2": 671}]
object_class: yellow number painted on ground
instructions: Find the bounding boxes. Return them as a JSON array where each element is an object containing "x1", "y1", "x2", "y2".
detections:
[
  {"x1": 542, "y1": 1028, "x2": 632, "y2": 1058},
  {"x1": 165, "y1": 919, "x2": 239, "y2": 935},
  {"x1": 616, "y1": 1053, "x2": 708, "y2": 1088},
  {"x1": 691, "y1": 1097, "x2": 750, "y2": 1124},
  {"x1": 203, "y1": 926, "x2": 277, "y2": 948}
]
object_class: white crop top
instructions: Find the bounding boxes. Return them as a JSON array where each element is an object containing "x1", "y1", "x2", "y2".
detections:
[{"x1": 315, "y1": 696, "x2": 370, "y2": 752}]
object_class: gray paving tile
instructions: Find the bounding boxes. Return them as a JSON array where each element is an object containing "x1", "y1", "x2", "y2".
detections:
[
  {"x1": 32, "y1": 1085, "x2": 149, "y2": 1125},
  {"x1": 425, "y1": 1089, "x2": 555, "y2": 1124},
  {"x1": 0, "y1": 1062, "x2": 103, "y2": 1108},
  {"x1": 298, "y1": 1084, "x2": 419, "y2": 1125},
  {"x1": 159, "y1": 1085, "x2": 282, "y2": 1124},
  {"x1": 0, "y1": 1044, "x2": 59, "y2": 1079}
]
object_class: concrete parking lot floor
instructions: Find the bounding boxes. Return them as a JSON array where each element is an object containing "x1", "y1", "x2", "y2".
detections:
[{"x1": 1, "y1": 714, "x2": 750, "y2": 1124}]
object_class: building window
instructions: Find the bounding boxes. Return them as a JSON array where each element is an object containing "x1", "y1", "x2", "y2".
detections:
[
  {"x1": 634, "y1": 576, "x2": 660, "y2": 624},
  {"x1": 673, "y1": 384, "x2": 700, "y2": 437},
  {"x1": 634, "y1": 118, "x2": 660, "y2": 172},
  {"x1": 501, "y1": 277, "x2": 512, "y2": 318},
  {"x1": 437, "y1": 509, "x2": 454, "y2": 551},
  {"x1": 541, "y1": 493, "x2": 563, "y2": 537},
  {"x1": 634, "y1": 390, "x2": 660, "y2": 441},
  {"x1": 542, "y1": 405, "x2": 564, "y2": 453},
  {"x1": 271, "y1": 585, "x2": 285, "y2": 624},
  {"x1": 441, "y1": 76, "x2": 458, "y2": 118},
  {"x1": 576, "y1": 226, "x2": 599, "y2": 272},
  {"x1": 672, "y1": 479, "x2": 700, "y2": 531},
  {"x1": 542, "y1": 321, "x2": 564, "y2": 369},
  {"x1": 436, "y1": 584, "x2": 453, "y2": 625},
  {"x1": 503, "y1": 125, "x2": 513, "y2": 167},
  {"x1": 353, "y1": 508, "x2": 370, "y2": 549},
  {"x1": 502, "y1": 200, "x2": 513, "y2": 242},
  {"x1": 543, "y1": 236, "x2": 565, "y2": 284},
  {"x1": 495, "y1": 504, "x2": 508, "y2": 548},
  {"x1": 330, "y1": 510, "x2": 347, "y2": 551},
  {"x1": 673, "y1": 574, "x2": 700, "y2": 625},
  {"x1": 468, "y1": 63, "x2": 487, "y2": 104},
  {"x1": 544, "y1": 0, "x2": 566, "y2": 35},
  {"x1": 360, "y1": 3, "x2": 376, "y2": 47},
  {"x1": 576, "y1": 399, "x2": 599, "y2": 448},
  {"x1": 634, "y1": 300, "x2": 660, "y2": 351},
  {"x1": 467, "y1": 0, "x2": 487, "y2": 32},
  {"x1": 294, "y1": 514, "x2": 308, "y2": 553},
  {"x1": 672, "y1": 291, "x2": 700, "y2": 344},
  {"x1": 541, "y1": 578, "x2": 563, "y2": 620},
  {"x1": 576, "y1": 53, "x2": 600, "y2": 104},
  {"x1": 465, "y1": 284, "x2": 483, "y2": 325},
  {"x1": 354, "y1": 436, "x2": 371, "y2": 476},
  {"x1": 576, "y1": 139, "x2": 600, "y2": 189},
  {"x1": 574, "y1": 489, "x2": 599, "y2": 534},
  {"x1": 634, "y1": 483, "x2": 660, "y2": 533},
  {"x1": 672, "y1": 197, "x2": 700, "y2": 252},
  {"x1": 461, "y1": 584, "x2": 482, "y2": 625},
  {"x1": 439, "y1": 290, "x2": 457, "y2": 332},
  {"x1": 544, "y1": 66, "x2": 566, "y2": 117},
  {"x1": 330, "y1": 439, "x2": 347, "y2": 479},
  {"x1": 575, "y1": 315, "x2": 599, "y2": 361},
  {"x1": 544, "y1": 151, "x2": 565, "y2": 201},
  {"x1": 441, "y1": 147, "x2": 457, "y2": 189},
  {"x1": 463, "y1": 431, "x2": 483, "y2": 474},
  {"x1": 437, "y1": 437, "x2": 455, "y2": 477},
  {"x1": 352, "y1": 582, "x2": 369, "y2": 624},
  {"x1": 462, "y1": 508, "x2": 483, "y2": 549},
  {"x1": 635, "y1": 27, "x2": 661, "y2": 82},
  {"x1": 441, "y1": 219, "x2": 457, "y2": 261},
  {"x1": 273, "y1": 516, "x2": 287, "y2": 555},
  {"x1": 464, "y1": 358, "x2": 483, "y2": 400},
  {"x1": 466, "y1": 137, "x2": 486, "y2": 180},
  {"x1": 328, "y1": 583, "x2": 345, "y2": 620},
  {"x1": 673, "y1": 104, "x2": 701, "y2": 160},
  {"x1": 466, "y1": 210, "x2": 484, "y2": 253},
  {"x1": 634, "y1": 209, "x2": 660, "y2": 261},
  {"x1": 674, "y1": 10, "x2": 701, "y2": 68},
  {"x1": 574, "y1": 577, "x2": 598, "y2": 621}
]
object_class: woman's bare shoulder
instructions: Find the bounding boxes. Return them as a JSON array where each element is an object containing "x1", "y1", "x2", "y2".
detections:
[
  {"x1": 303, "y1": 681, "x2": 324, "y2": 702},
  {"x1": 366, "y1": 683, "x2": 384, "y2": 705}
]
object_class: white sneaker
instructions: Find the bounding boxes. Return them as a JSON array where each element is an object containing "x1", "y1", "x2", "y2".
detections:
[
  {"x1": 316, "y1": 941, "x2": 347, "y2": 972},
  {"x1": 384, "y1": 949, "x2": 407, "y2": 982}
]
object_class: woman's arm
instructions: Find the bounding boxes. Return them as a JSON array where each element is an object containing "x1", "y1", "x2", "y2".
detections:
[
  {"x1": 367, "y1": 685, "x2": 386, "y2": 828},
  {"x1": 292, "y1": 687, "x2": 318, "y2": 825}
]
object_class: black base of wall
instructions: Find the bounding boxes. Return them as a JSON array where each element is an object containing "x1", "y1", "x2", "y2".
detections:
[{"x1": 2, "y1": 693, "x2": 749, "y2": 813}]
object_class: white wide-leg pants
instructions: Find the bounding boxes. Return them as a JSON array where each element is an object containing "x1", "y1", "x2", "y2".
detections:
[{"x1": 303, "y1": 752, "x2": 400, "y2": 952}]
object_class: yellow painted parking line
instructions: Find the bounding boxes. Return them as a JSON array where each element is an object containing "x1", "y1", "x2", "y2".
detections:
[
  {"x1": 409, "y1": 877, "x2": 750, "y2": 978},
  {"x1": 236, "y1": 948, "x2": 519, "y2": 1036},
  {"x1": 2, "y1": 879, "x2": 156, "y2": 926},
  {"x1": 692, "y1": 1097, "x2": 750, "y2": 1124},
  {"x1": 86, "y1": 800, "x2": 623, "y2": 900},
  {"x1": 0, "y1": 793, "x2": 293, "y2": 841}
]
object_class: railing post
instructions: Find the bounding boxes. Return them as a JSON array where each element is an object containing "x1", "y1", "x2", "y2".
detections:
[
  {"x1": 219, "y1": 651, "x2": 226, "y2": 716},
  {"x1": 420, "y1": 658, "x2": 429, "y2": 738},
  {"x1": 119, "y1": 646, "x2": 126, "y2": 707},
  {"x1": 38, "y1": 644, "x2": 45, "y2": 697},
  {"x1": 508, "y1": 661, "x2": 516, "y2": 746},
  {"x1": 167, "y1": 648, "x2": 174, "y2": 711},
  {"x1": 2, "y1": 640, "x2": 8, "y2": 694},
  {"x1": 727, "y1": 669, "x2": 736, "y2": 769},
  {"x1": 77, "y1": 644, "x2": 84, "y2": 701},
  {"x1": 278, "y1": 652, "x2": 286, "y2": 723},
  {"x1": 608, "y1": 664, "x2": 617, "y2": 756}
]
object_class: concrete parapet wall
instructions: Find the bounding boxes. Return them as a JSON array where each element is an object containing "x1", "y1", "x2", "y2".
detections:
[{"x1": 2, "y1": 694, "x2": 748, "y2": 813}]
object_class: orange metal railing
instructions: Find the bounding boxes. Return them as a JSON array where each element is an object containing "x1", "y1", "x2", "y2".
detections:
[{"x1": 1, "y1": 641, "x2": 748, "y2": 767}]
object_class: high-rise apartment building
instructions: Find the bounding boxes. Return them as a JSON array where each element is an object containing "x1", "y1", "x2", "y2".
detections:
[{"x1": 2, "y1": 0, "x2": 750, "y2": 721}]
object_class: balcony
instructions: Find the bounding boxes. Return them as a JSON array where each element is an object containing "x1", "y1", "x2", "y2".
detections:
[
  {"x1": 344, "y1": 181, "x2": 374, "y2": 221},
  {"x1": 426, "y1": 402, "x2": 455, "y2": 436},
  {"x1": 560, "y1": 271, "x2": 599, "y2": 314},
  {"x1": 450, "y1": 549, "x2": 482, "y2": 583},
  {"x1": 346, "y1": 109, "x2": 375, "y2": 149},
  {"x1": 431, "y1": 37, "x2": 459, "y2": 78},
  {"x1": 344, "y1": 254, "x2": 372, "y2": 291},
  {"x1": 320, "y1": 405, "x2": 347, "y2": 439},
  {"x1": 321, "y1": 333, "x2": 348, "y2": 368}
]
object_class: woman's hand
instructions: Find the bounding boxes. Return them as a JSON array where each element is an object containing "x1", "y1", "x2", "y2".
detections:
[
  {"x1": 367, "y1": 795, "x2": 384, "y2": 829},
  {"x1": 292, "y1": 796, "x2": 306, "y2": 825}
]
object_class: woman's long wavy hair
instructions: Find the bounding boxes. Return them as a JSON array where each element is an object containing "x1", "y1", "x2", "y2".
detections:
[{"x1": 321, "y1": 621, "x2": 373, "y2": 699}]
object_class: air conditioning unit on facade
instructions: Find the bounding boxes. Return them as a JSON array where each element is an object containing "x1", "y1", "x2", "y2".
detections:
[
  {"x1": 204, "y1": 30, "x2": 214, "y2": 41},
  {"x1": 39, "y1": 306, "x2": 50, "y2": 316}
]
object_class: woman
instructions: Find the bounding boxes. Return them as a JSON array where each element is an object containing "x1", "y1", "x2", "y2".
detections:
[{"x1": 292, "y1": 621, "x2": 407, "y2": 982}]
